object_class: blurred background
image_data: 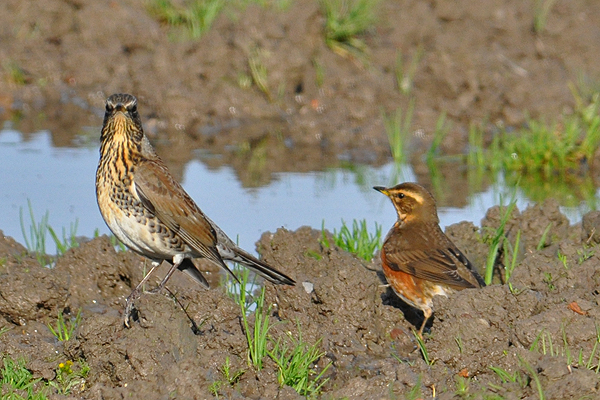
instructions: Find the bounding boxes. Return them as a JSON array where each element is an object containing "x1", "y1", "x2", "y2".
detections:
[{"x1": 1, "y1": 0, "x2": 599, "y2": 253}]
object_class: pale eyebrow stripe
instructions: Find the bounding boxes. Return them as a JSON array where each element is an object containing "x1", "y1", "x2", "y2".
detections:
[{"x1": 403, "y1": 190, "x2": 424, "y2": 204}]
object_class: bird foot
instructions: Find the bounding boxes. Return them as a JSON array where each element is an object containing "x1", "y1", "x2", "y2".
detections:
[
  {"x1": 123, "y1": 288, "x2": 141, "y2": 328},
  {"x1": 123, "y1": 303, "x2": 134, "y2": 328},
  {"x1": 123, "y1": 283, "x2": 167, "y2": 327},
  {"x1": 148, "y1": 283, "x2": 166, "y2": 294}
]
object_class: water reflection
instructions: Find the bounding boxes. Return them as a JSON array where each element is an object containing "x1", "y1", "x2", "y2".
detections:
[{"x1": 0, "y1": 123, "x2": 596, "y2": 255}]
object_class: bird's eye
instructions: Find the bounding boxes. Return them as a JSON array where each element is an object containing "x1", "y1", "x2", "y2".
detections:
[
  {"x1": 130, "y1": 104, "x2": 137, "y2": 113},
  {"x1": 397, "y1": 193, "x2": 405, "y2": 199},
  {"x1": 105, "y1": 103, "x2": 113, "y2": 112}
]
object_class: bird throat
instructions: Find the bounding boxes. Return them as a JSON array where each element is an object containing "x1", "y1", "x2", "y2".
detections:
[
  {"x1": 398, "y1": 211, "x2": 409, "y2": 222},
  {"x1": 111, "y1": 113, "x2": 135, "y2": 146},
  {"x1": 99, "y1": 119, "x2": 143, "y2": 183}
]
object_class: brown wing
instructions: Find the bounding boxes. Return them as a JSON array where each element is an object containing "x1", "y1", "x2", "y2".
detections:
[
  {"x1": 133, "y1": 158, "x2": 229, "y2": 271},
  {"x1": 383, "y1": 223, "x2": 484, "y2": 289}
]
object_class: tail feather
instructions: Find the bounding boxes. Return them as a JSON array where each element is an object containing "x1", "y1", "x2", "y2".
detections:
[
  {"x1": 177, "y1": 258, "x2": 211, "y2": 288},
  {"x1": 178, "y1": 249, "x2": 294, "y2": 288},
  {"x1": 231, "y1": 248, "x2": 295, "y2": 285},
  {"x1": 204, "y1": 215, "x2": 295, "y2": 286}
]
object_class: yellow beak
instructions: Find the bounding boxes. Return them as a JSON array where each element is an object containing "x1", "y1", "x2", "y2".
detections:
[{"x1": 373, "y1": 186, "x2": 390, "y2": 196}]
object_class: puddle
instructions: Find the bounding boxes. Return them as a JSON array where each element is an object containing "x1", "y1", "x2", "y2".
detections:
[{"x1": 0, "y1": 122, "x2": 595, "y2": 256}]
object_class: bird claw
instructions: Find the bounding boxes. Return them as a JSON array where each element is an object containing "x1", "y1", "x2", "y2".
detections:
[
  {"x1": 123, "y1": 288, "x2": 141, "y2": 328},
  {"x1": 123, "y1": 302, "x2": 134, "y2": 328},
  {"x1": 148, "y1": 285, "x2": 163, "y2": 295}
]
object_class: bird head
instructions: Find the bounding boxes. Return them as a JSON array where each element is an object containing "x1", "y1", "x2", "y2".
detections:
[
  {"x1": 100, "y1": 93, "x2": 144, "y2": 146},
  {"x1": 374, "y1": 182, "x2": 439, "y2": 224}
]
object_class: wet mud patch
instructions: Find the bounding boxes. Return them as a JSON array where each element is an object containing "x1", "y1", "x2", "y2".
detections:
[
  {"x1": 1, "y1": 200, "x2": 600, "y2": 398},
  {"x1": 3, "y1": 0, "x2": 600, "y2": 182}
]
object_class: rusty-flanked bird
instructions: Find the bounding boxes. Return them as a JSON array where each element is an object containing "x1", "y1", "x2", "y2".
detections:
[{"x1": 374, "y1": 182, "x2": 485, "y2": 336}]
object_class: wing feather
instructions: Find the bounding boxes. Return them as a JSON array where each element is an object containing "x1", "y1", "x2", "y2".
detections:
[
  {"x1": 382, "y1": 222, "x2": 482, "y2": 289},
  {"x1": 134, "y1": 159, "x2": 228, "y2": 270}
]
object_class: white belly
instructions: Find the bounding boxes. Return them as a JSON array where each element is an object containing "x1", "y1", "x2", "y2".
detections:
[{"x1": 98, "y1": 191, "x2": 191, "y2": 262}]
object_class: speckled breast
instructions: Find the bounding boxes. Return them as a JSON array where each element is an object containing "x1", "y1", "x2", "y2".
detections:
[{"x1": 96, "y1": 164, "x2": 188, "y2": 261}]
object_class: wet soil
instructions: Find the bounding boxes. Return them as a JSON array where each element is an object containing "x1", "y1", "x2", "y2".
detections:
[
  {"x1": 1, "y1": 201, "x2": 600, "y2": 399},
  {"x1": 2, "y1": 0, "x2": 600, "y2": 186},
  {"x1": 2, "y1": 0, "x2": 600, "y2": 398}
]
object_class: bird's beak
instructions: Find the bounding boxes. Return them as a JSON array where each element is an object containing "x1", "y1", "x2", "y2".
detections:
[
  {"x1": 115, "y1": 103, "x2": 127, "y2": 112},
  {"x1": 112, "y1": 110, "x2": 127, "y2": 123},
  {"x1": 373, "y1": 186, "x2": 389, "y2": 196}
]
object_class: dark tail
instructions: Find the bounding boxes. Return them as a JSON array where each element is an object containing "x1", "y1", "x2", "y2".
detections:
[
  {"x1": 177, "y1": 258, "x2": 210, "y2": 288},
  {"x1": 231, "y1": 248, "x2": 295, "y2": 286}
]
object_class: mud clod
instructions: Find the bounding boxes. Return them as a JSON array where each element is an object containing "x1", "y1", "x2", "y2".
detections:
[{"x1": 1, "y1": 201, "x2": 599, "y2": 398}]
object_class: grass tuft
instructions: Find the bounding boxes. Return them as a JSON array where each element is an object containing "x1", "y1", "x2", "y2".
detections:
[
  {"x1": 48, "y1": 220, "x2": 79, "y2": 256},
  {"x1": 227, "y1": 263, "x2": 330, "y2": 396},
  {"x1": 503, "y1": 229, "x2": 522, "y2": 293},
  {"x1": 455, "y1": 335, "x2": 464, "y2": 354},
  {"x1": 468, "y1": 91, "x2": 600, "y2": 179},
  {"x1": 426, "y1": 111, "x2": 450, "y2": 164},
  {"x1": 404, "y1": 376, "x2": 423, "y2": 400},
  {"x1": 320, "y1": 0, "x2": 378, "y2": 60},
  {"x1": 20, "y1": 200, "x2": 79, "y2": 265},
  {"x1": 20, "y1": 199, "x2": 51, "y2": 266},
  {"x1": 3, "y1": 61, "x2": 29, "y2": 86},
  {"x1": 483, "y1": 189, "x2": 518, "y2": 285},
  {"x1": 454, "y1": 375, "x2": 471, "y2": 398},
  {"x1": 228, "y1": 264, "x2": 272, "y2": 370},
  {"x1": 247, "y1": 49, "x2": 272, "y2": 101},
  {"x1": 413, "y1": 330, "x2": 433, "y2": 365},
  {"x1": 47, "y1": 309, "x2": 82, "y2": 342},
  {"x1": 106, "y1": 233, "x2": 127, "y2": 252},
  {"x1": 518, "y1": 356, "x2": 545, "y2": 400},
  {"x1": 269, "y1": 322, "x2": 331, "y2": 396},
  {"x1": 533, "y1": 0, "x2": 558, "y2": 34},
  {"x1": 488, "y1": 364, "x2": 529, "y2": 395},
  {"x1": 530, "y1": 324, "x2": 600, "y2": 373},
  {"x1": 1, "y1": 353, "x2": 89, "y2": 397},
  {"x1": 382, "y1": 101, "x2": 415, "y2": 164},
  {"x1": 577, "y1": 247, "x2": 595, "y2": 265},
  {"x1": 320, "y1": 219, "x2": 381, "y2": 261},
  {"x1": 1, "y1": 356, "x2": 47, "y2": 399},
  {"x1": 147, "y1": 0, "x2": 224, "y2": 39},
  {"x1": 581, "y1": 325, "x2": 600, "y2": 372},
  {"x1": 208, "y1": 357, "x2": 245, "y2": 397},
  {"x1": 536, "y1": 223, "x2": 553, "y2": 250}
]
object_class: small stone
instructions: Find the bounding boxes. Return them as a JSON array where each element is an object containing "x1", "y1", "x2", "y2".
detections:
[{"x1": 302, "y1": 281, "x2": 314, "y2": 294}]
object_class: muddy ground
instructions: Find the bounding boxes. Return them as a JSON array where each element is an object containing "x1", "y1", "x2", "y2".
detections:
[
  {"x1": 1, "y1": 201, "x2": 600, "y2": 399},
  {"x1": 2, "y1": 0, "x2": 600, "y2": 186},
  {"x1": 2, "y1": 0, "x2": 600, "y2": 399}
]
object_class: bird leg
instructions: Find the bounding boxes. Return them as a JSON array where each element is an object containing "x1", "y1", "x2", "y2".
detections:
[
  {"x1": 149, "y1": 254, "x2": 184, "y2": 294},
  {"x1": 417, "y1": 308, "x2": 433, "y2": 338},
  {"x1": 124, "y1": 260, "x2": 162, "y2": 328}
]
